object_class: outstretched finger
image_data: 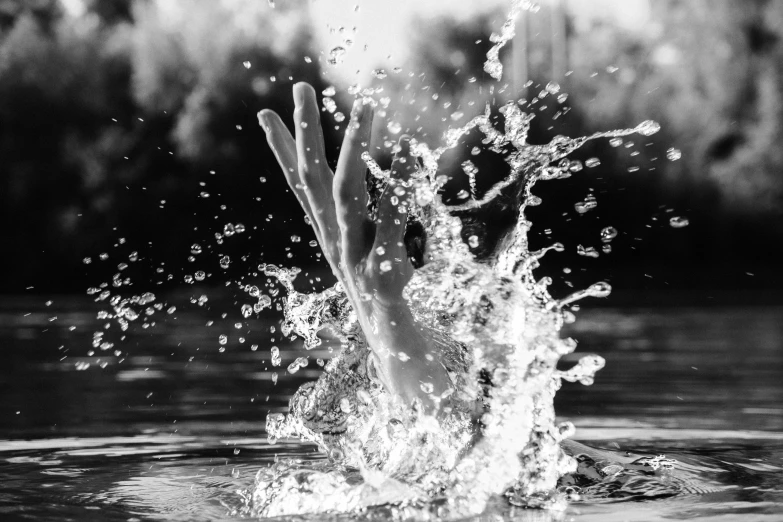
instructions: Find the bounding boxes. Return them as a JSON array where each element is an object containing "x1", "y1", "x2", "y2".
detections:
[
  {"x1": 335, "y1": 99, "x2": 374, "y2": 266},
  {"x1": 373, "y1": 135, "x2": 415, "y2": 258},
  {"x1": 258, "y1": 109, "x2": 323, "y2": 244},
  {"x1": 293, "y1": 83, "x2": 341, "y2": 259}
]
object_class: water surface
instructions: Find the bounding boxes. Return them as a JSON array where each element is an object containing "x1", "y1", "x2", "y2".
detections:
[{"x1": 2, "y1": 300, "x2": 782, "y2": 520}]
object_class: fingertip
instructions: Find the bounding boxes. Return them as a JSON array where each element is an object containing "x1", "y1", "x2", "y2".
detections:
[
  {"x1": 293, "y1": 82, "x2": 315, "y2": 108},
  {"x1": 257, "y1": 110, "x2": 269, "y2": 132},
  {"x1": 398, "y1": 134, "x2": 411, "y2": 151}
]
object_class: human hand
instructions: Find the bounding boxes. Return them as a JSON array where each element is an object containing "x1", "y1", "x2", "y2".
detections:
[{"x1": 258, "y1": 83, "x2": 452, "y2": 412}]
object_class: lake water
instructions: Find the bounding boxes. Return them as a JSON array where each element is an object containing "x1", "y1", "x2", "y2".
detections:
[{"x1": 2, "y1": 298, "x2": 782, "y2": 520}]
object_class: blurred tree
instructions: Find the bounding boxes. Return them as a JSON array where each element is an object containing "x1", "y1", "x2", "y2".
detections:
[
  {"x1": 84, "y1": 0, "x2": 135, "y2": 24},
  {"x1": 0, "y1": 0, "x2": 61, "y2": 33}
]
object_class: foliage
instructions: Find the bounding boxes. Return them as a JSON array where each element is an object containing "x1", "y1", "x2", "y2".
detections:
[{"x1": 0, "y1": 0, "x2": 781, "y2": 294}]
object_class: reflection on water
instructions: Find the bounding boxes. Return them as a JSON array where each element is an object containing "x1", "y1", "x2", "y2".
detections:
[{"x1": 1, "y1": 300, "x2": 782, "y2": 519}]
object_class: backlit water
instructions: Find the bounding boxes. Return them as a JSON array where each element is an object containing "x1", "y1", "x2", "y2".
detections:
[{"x1": 2, "y1": 300, "x2": 782, "y2": 520}]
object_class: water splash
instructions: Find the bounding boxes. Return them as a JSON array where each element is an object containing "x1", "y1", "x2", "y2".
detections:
[
  {"x1": 484, "y1": 0, "x2": 540, "y2": 80},
  {"x1": 240, "y1": 81, "x2": 663, "y2": 518}
]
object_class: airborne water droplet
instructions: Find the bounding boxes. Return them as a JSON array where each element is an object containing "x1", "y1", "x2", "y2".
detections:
[
  {"x1": 600, "y1": 227, "x2": 618, "y2": 242},
  {"x1": 585, "y1": 157, "x2": 601, "y2": 168},
  {"x1": 666, "y1": 147, "x2": 682, "y2": 161},
  {"x1": 241, "y1": 304, "x2": 253, "y2": 318},
  {"x1": 635, "y1": 119, "x2": 660, "y2": 136},
  {"x1": 669, "y1": 216, "x2": 689, "y2": 228},
  {"x1": 328, "y1": 46, "x2": 346, "y2": 65}
]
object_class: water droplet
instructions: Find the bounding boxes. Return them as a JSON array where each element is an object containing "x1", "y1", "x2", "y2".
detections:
[
  {"x1": 545, "y1": 81, "x2": 560, "y2": 94},
  {"x1": 83, "y1": 257, "x2": 92, "y2": 264},
  {"x1": 420, "y1": 382, "x2": 434, "y2": 394},
  {"x1": 243, "y1": 61, "x2": 251, "y2": 69},
  {"x1": 635, "y1": 120, "x2": 660, "y2": 136},
  {"x1": 576, "y1": 245, "x2": 600, "y2": 258},
  {"x1": 270, "y1": 346, "x2": 281, "y2": 366},
  {"x1": 241, "y1": 304, "x2": 253, "y2": 318},
  {"x1": 468, "y1": 235, "x2": 479, "y2": 248},
  {"x1": 235, "y1": 223, "x2": 246, "y2": 233},
  {"x1": 574, "y1": 195, "x2": 597, "y2": 214},
  {"x1": 220, "y1": 256, "x2": 230, "y2": 269},
  {"x1": 666, "y1": 147, "x2": 682, "y2": 161},
  {"x1": 379, "y1": 260, "x2": 392, "y2": 272},
  {"x1": 322, "y1": 97, "x2": 337, "y2": 113},
  {"x1": 600, "y1": 227, "x2": 618, "y2": 242},
  {"x1": 333, "y1": 112, "x2": 345, "y2": 123},
  {"x1": 322, "y1": 86, "x2": 336, "y2": 97},
  {"x1": 609, "y1": 138, "x2": 623, "y2": 148},
  {"x1": 588, "y1": 281, "x2": 612, "y2": 298},
  {"x1": 219, "y1": 334, "x2": 227, "y2": 345},
  {"x1": 224, "y1": 223, "x2": 235, "y2": 237},
  {"x1": 194, "y1": 271, "x2": 205, "y2": 281},
  {"x1": 290, "y1": 235, "x2": 301, "y2": 243},
  {"x1": 375, "y1": 246, "x2": 386, "y2": 256},
  {"x1": 328, "y1": 46, "x2": 346, "y2": 65},
  {"x1": 372, "y1": 68, "x2": 387, "y2": 79},
  {"x1": 669, "y1": 216, "x2": 689, "y2": 228},
  {"x1": 287, "y1": 356, "x2": 308, "y2": 374},
  {"x1": 387, "y1": 121, "x2": 402, "y2": 134},
  {"x1": 339, "y1": 397, "x2": 352, "y2": 412},
  {"x1": 585, "y1": 157, "x2": 601, "y2": 168}
]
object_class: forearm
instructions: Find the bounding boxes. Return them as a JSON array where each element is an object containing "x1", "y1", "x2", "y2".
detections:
[{"x1": 361, "y1": 300, "x2": 452, "y2": 407}]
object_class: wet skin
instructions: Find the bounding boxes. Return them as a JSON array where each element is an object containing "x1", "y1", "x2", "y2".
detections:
[{"x1": 258, "y1": 82, "x2": 452, "y2": 414}]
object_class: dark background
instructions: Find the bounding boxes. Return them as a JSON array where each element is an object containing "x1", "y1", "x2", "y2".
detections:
[{"x1": 2, "y1": 0, "x2": 782, "y2": 305}]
